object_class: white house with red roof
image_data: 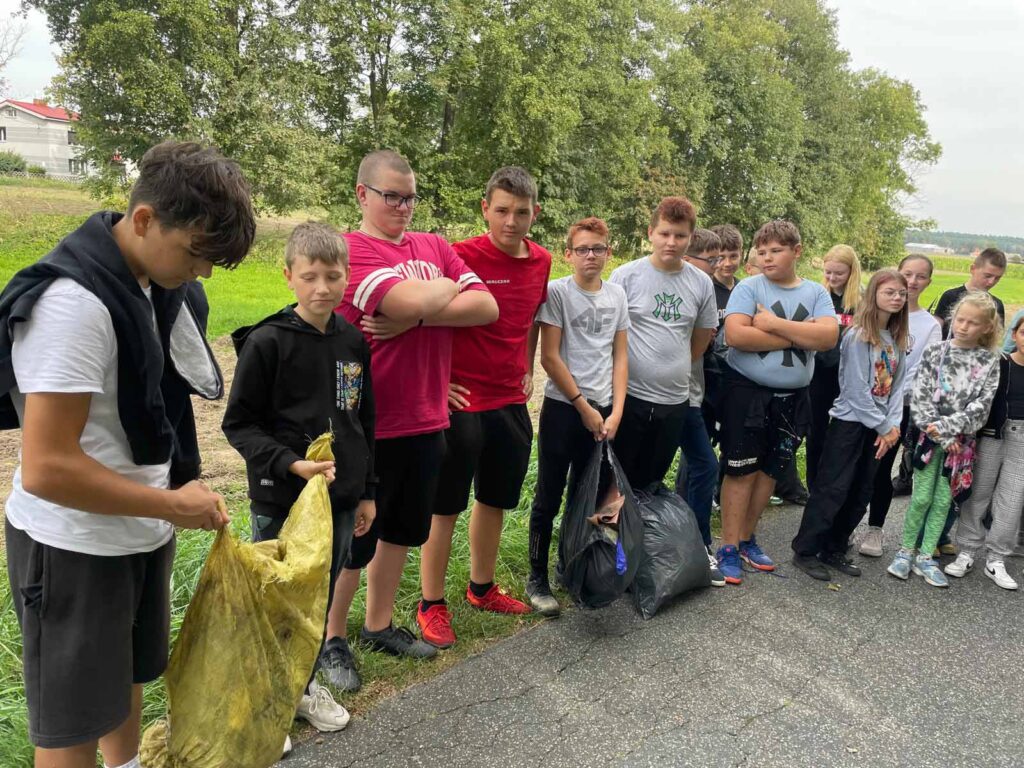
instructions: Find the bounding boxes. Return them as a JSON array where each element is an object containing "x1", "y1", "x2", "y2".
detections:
[{"x1": 0, "y1": 98, "x2": 85, "y2": 176}]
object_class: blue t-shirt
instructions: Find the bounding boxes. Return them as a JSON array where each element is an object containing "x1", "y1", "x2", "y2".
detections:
[{"x1": 724, "y1": 275, "x2": 836, "y2": 389}]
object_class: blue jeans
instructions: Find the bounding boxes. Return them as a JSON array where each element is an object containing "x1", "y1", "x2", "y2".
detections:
[{"x1": 675, "y1": 405, "x2": 718, "y2": 547}]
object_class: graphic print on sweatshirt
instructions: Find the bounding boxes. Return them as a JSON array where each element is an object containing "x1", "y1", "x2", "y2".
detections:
[
  {"x1": 337, "y1": 361, "x2": 363, "y2": 411},
  {"x1": 570, "y1": 306, "x2": 619, "y2": 334},
  {"x1": 872, "y1": 344, "x2": 896, "y2": 397},
  {"x1": 758, "y1": 301, "x2": 810, "y2": 367},
  {"x1": 652, "y1": 292, "x2": 683, "y2": 322}
]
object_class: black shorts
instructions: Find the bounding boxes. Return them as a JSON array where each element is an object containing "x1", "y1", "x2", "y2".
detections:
[
  {"x1": 366, "y1": 431, "x2": 447, "y2": 547},
  {"x1": 5, "y1": 520, "x2": 174, "y2": 749},
  {"x1": 434, "y1": 404, "x2": 533, "y2": 515},
  {"x1": 719, "y1": 371, "x2": 810, "y2": 480}
]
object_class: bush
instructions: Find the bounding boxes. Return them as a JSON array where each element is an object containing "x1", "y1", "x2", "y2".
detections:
[
  {"x1": 0, "y1": 150, "x2": 27, "y2": 174},
  {"x1": 26, "y1": 165, "x2": 46, "y2": 177}
]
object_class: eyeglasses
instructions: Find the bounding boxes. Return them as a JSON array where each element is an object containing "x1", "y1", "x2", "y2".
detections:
[
  {"x1": 571, "y1": 245, "x2": 610, "y2": 257},
  {"x1": 364, "y1": 184, "x2": 420, "y2": 210},
  {"x1": 879, "y1": 290, "x2": 908, "y2": 299},
  {"x1": 688, "y1": 254, "x2": 722, "y2": 267}
]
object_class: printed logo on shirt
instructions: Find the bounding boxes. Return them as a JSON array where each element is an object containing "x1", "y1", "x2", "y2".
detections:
[
  {"x1": 337, "y1": 361, "x2": 363, "y2": 411},
  {"x1": 260, "y1": 478, "x2": 275, "y2": 487},
  {"x1": 652, "y1": 292, "x2": 683, "y2": 322},
  {"x1": 570, "y1": 307, "x2": 618, "y2": 334},
  {"x1": 838, "y1": 312, "x2": 854, "y2": 327},
  {"x1": 758, "y1": 301, "x2": 810, "y2": 367},
  {"x1": 396, "y1": 260, "x2": 443, "y2": 281}
]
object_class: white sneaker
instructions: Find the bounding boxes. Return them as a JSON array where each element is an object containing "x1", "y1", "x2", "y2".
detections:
[
  {"x1": 944, "y1": 552, "x2": 974, "y2": 578},
  {"x1": 858, "y1": 526, "x2": 884, "y2": 557},
  {"x1": 282, "y1": 734, "x2": 293, "y2": 758},
  {"x1": 984, "y1": 560, "x2": 1019, "y2": 590},
  {"x1": 296, "y1": 680, "x2": 350, "y2": 732}
]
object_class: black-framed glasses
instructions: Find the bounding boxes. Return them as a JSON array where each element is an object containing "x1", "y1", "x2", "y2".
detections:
[
  {"x1": 688, "y1": 254, "x2": 721, "y2": 267},
  {"x1": 364, "y1": 184, "x2": 420, "y2": 209},
  {"x1": 571, "y1": 245, "x2": 610, "y2": 257}
]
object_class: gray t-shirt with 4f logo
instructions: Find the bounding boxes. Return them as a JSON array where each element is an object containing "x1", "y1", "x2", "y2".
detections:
[
  {"x1": 536, "y1": 276, "x2": 631, "y2": 407},
  {"x1": 608, "y1": 257, "x2": 717, "y2": 405}
]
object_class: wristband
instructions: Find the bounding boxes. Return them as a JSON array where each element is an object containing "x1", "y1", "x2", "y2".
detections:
[{"x1": 569, "y1": 393, "x2": 583, "y2": 403}]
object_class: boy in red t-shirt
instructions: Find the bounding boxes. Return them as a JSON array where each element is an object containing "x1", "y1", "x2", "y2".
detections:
[
  {"x1": 416, "y1": 167, "x2": 552, "y2": 648},
  {"x1": 337, "y1": 150, "x2": 497, "y2": 662}
]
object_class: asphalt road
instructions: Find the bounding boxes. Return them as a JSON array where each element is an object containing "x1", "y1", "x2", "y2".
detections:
[{"x1": 287, "y1": 498, "x2": 1024, "y2": 768}]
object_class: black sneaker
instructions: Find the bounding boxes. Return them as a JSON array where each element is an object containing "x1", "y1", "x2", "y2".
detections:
[
  {"x1": 818, "y1": 551, "x2": 862, "y2": 577},
  {"x1": 706, "y1": 546, "x2": 727, "y2": 587},
  {"x1": 791, "y1": 554, "x2": 830, "y2": 581},
  {"x1": 784, "y1": 489, "x2": 809, "y2": 506},
  {"x1": 320, "y1": 636, "x2": 362, "y2": 692},
  {"x1": 525, "y1": 576, "x2": 561, "y2": 617},
  {"x1": 360, "y1": 624, "x2": 438, "y2": 659}
]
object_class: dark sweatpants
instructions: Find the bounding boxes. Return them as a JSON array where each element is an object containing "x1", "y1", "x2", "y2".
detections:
[
  {"x1": 791, "y1": 418, "x2": 880, "y2": 557},
  {"x1": 612, "y1": 394, "x2": 688, "y2": 492}
]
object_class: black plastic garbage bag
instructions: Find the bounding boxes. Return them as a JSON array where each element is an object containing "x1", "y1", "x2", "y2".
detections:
[
  {"x1": 632, "y1": 486, "x2": 711, "y2": 619},
  {"x1": 557, "y1": 442, "x2": 644, "y2": 609}
]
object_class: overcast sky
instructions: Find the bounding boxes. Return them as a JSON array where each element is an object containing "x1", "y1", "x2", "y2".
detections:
[{"x1": 2, "y1": 1, "x2": 1022, "y2": 237}]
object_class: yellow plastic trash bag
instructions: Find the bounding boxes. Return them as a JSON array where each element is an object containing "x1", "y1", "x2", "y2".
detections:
[{"x1": 141, "y1": 433, "x2": 335, "y2": 768}]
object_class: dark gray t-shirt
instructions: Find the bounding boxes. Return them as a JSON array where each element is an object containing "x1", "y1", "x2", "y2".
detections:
[
  {"x1": 536, "y1": 276, "x2": 630, "y2": 407},
  {"x1": 608, "y1": 257, "x2": 717, "y2": 405}
]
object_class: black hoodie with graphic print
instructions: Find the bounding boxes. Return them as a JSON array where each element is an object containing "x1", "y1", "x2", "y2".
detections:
[{"x1": 223, "y1": 306, "x2": 375, "y2": 516}]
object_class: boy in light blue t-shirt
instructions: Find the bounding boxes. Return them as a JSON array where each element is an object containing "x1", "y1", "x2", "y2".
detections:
[{"x1": 716, "y1": 221, "x2": 838, "y2": 584}]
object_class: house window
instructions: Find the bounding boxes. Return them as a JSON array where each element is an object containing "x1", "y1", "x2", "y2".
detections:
[
  {"x1": 2, "y1": 107, "x2": 16, "y2": 118},
  {"x1": 67, "y1": 130, "x2": 79, "y2": 145},
  {"x1": 0, "y1": 127, "x2": 6, "y2": 142},
  {"x1": 68, "y1": 158, "x2": 84, "y2": 175}
]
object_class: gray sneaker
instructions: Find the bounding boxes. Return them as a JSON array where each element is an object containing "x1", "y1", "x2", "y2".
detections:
[
  {"x1": 887, "y1": 548, "x2": 914, "y2": 580},
  {"x1": 320, "y1": 636, "x2": 361, "y2": 692},
  {"x1": 525, "y1": 576, "x2": 561, "y2": 617},
  {"x1": 360, "y1": 624, "x2": 438, "y2": 659},
  {"x1": 858, "y1": 526, "x2": 884, "y2": 558}
]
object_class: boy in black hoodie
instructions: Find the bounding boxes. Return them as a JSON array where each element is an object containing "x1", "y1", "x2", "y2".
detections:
[{"x1": 223, "y1": 222, "x2": 376, "y2": 735}]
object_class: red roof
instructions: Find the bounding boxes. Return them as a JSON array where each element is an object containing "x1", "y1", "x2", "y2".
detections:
[{"x1": 4, "y1": 100, "x2": 78, "y2": 122}]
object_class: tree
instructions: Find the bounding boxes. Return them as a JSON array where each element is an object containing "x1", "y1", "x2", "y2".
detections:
[{"x1": 0, "y1": 16, "x2": 27, "y2": 95}]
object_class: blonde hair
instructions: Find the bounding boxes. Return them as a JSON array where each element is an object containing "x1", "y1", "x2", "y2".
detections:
[
  {"x1": 854, "y1": 269, "x2": 909, "y2": 350},
  {"x1": 821, "y1": 244, "x2": 862, "y2": 313},
  {"x1": 951, "y1": 291, "x2": 1004, "y2": 352}
]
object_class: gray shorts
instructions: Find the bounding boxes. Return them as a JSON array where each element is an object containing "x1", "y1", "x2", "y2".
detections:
[{"x1": 5, "y1": 519, "x2": 174, "y2": 749}]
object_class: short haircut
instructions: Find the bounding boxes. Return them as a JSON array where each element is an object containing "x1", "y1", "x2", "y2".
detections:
[
  {"x1": 951, "y1": 290, "x2": 1004, "y2": 352},
  {"x1": 711, "y1": 224, "x2": 742, "y2": 252},
  {"x1": 975, "y1": 247, "x2": 1007, "y2": 270},
  {"x1": 485, "y1": 166, "x2": 537, "y2": 206},
  {"x1": 898, "y1": 253, "x2": 934, "y2": 277},
  {"x1": 650, "y1": 196, "x2": 697, "y2": 231},
  {"x1": 127, "y1": 140, "x2": 255, "y2": 268},
  {"x1": 357, "y1": 149, "x2": 413, "y2": 186},
  {"x1": 753, "y1": 220, "x2": 801, "y2": 249},
  {"x1": 567, "y1": 217, "x2": 609, "y2": 251},
  {"x1": 285, "y1": 222, "x2": 348, "y2": 268},
  {"x1": 686, "y1": 228, "x2": 721, "y2": 257}
]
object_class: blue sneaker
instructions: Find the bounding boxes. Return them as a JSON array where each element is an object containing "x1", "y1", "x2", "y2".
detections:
[
  {"x1": 739, "y1": 536, "x2": 775, "y2": 572},
  {"x1": 912, "y1": 555, "x2": 949, "y2": 588},
  {"x1": 887, "y1": 548, "x2": 913, "y2": 580},
  {"x1": 716, "y1": 545, "x2": 743, "y2": 585}
]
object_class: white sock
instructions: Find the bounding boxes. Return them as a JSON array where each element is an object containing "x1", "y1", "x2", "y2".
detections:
[{"x1": 104, "y1": 756, "x2": 142, "y2": 768}]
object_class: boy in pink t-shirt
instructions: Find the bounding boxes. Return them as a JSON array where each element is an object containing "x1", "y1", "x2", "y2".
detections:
[
  {"x1": 334, "y1": 150, "x2": 497, "y2": 666},
  {"x1": 417, "y1": 167, "x2": 552, "y2": 648}
]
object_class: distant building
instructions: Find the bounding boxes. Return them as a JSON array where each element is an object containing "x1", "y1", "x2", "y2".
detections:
[
  {"x1": 905, "y1": 242, "x2": 954, "y2": 255},
  {"x1": 0, "y1": 99, "x2": 84, "y2": 176}
]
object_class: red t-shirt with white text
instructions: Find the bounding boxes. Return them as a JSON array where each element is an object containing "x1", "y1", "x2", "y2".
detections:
[
  {"x1": 339, "y1": 230, "x2": 488, "y2": 439},
  {"x1": 451, "y1": 235, "x2": 551, "y2": 412}
]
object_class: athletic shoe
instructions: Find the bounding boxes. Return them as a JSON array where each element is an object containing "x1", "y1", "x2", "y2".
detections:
[
  {"x1": 466, "y1": 584, "x2": 531, "y2": 614},
  {"x1": 791, "y1": 554, "x2": 830, "y2": 581},
  {"x1": 716, "y1": 545, "x2": 743, "y2": 585},
  {"x1": 417, "y1": 602, "x2": 456, "y2": 648},
  {"x1": 296, "y1": 680, "x2": 350, "y2": 732},
  {"x1": 944, "y1": 552, "x2": 974, "y2": 578},
  {"x1": 912, "y1": 555, "x2": 949, "y2": 588},
  {"x1": 768, "y1": 495, "x2": 784, "y2": 506},
  {"x1": 784, "y1": 489, "x2": 809, "y2": 506},
  {"x1": 360, "y1": 624, "x2": 438, "y2": 659},
  {"x1": 320, "y1": 636, "x2": 361, "y2": 692},
  {"x1": 707, "y1": 546, "x2": 726, "y2": 587},
  {"x1": 938, "y1": 542, "x2": 957, "y2": 557},
  {"x1": 282, "y1": 734, "x2": 292, "y2": 758},
  {"x1": 858, "y1": 526, "x2": 884, "y2": 558},
  {"x1": 887, "y1": 549, "x2": 913, "y2": 580},
  {"x1": 984, "y1": 560, "x2": 1019, "y2": 590},
  {"x1": 818, "y1": 551, "x2": 861, "y2": 577},
  {"x1": 525, "y1": 576, "x2": 561, "y2": 617},
  {"x1": 739, "y1": 536, "x2": 775, "y2": 572}
]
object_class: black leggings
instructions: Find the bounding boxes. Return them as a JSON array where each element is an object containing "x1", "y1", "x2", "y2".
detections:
[{"x1": 867, "y1": 406, "x2": 912, "y2": 528}]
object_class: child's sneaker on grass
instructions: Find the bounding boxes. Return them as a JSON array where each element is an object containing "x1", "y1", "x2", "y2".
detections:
[
  {"x1": 466, "y1": 583, "x2": 531, "y2": 614},
  {"x1": 739, "y1": 536, "x2": 775, "y2": 571},
  {"x1": 716, "y1": 545, "x2": 743, "y2": 585},
  {"x1": 525, "y1": 576, "x2": 561, "y2": 617},
  {"x1": 944, "y1": 552, "x2": 974, "y2": 578},
  {"x1": 887, "y1": 549, "x2": 913, "y2": 580},
  {"x1": 360, "y1": 624, "x2": 438, "y2": 658},
  {"x1": 320, "y1": 636, "x2": 361, "y2": 692},
  {"x1": 912, "y1": 555, "x2": 949, "y2": 587},
  {"x1": 416, "y1": 602, "x2": 456, "y2": 648},
  {"x1": 296, "y1": 680, "x2": 350, "y2": 732},
  {"x1": 707, "y1": 546, "x2": 726, "y2": 587},
  {"x1": 984, "y1": 560, "x2": 1019, "y2": 590},
  {"x1": 858, "y1": 526, "x2": 884, "y2": 557}
]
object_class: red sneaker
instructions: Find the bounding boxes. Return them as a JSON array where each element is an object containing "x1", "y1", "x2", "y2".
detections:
[
  {"x1": 416, "y1": 602, "x2": 456, "y2": 648},
  {"x1": 466, "y1": 584, "x2": 531, "y2": 614}
]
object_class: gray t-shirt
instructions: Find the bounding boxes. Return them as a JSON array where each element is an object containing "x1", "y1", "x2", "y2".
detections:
[
  {"x1": 608, "y1": 257, "x2": 717, "y2": 405},
  {"x1": 724, "y1": 275, "x2": 836, "y2": 389},
  {"x1": 536, "y1": 276, "x2": 630, "y2": 407}
]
